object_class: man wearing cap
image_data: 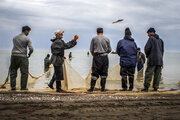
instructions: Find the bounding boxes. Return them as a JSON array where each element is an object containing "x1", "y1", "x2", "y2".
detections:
[
  {"x1": 88, "y1": 27, "x2": 111, "y2": 92},
  {"x1": 10, "y1": 26, "x2": 33, "y2": 90},
  {"x1": 48, "y1": 30, "x2": 78, "y2": 92},
  {"x1": 116, "y1": 27, "x2": 137, "y2": 91},
  {"x1": 142, "y1": 28, "x2": 164, "y2": 92}
]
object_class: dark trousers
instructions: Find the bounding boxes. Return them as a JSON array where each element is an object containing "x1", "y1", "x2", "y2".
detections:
[
  {"x1": 91, "y1": 55, "x2": 109, "y2": 89},
  {"x1": 10, "y1": 56, "x2": 29, "y2": 89},
  {"x1": 144, "y1": 65, "x2": 162, "y2": 89},
  {"x1": 137, "y1": 63, "x2": 144, "y2": 71},
  {"x1": 91, "y1": 56, "x2": 109, "y2": 79},
  {"x1": 49, "y1": 65, "x2": 64, "y2": 89},
  {"x1": 120, "y1": 66, "x2": 135, "y2": 89}
]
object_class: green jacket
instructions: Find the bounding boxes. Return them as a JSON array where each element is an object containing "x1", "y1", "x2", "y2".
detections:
[
  {"x1": 44, "y1": 57, "x2": 51, "y2": 69},
  {"x1": 50, "y1": 37, "x2": 77, "y2": 66}
]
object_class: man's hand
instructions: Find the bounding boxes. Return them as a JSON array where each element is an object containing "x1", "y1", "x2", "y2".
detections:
[
  {"x1": 73, "y1": 35, "x2": 79, "y2": 42},
  {"x1": 27, "y1": 53, "x2": 31, "y2": 58},
  {"x1": 63, "y1": 56, "x2": 66, "y2": 59},
  {"x1": 111, "y1": 51, "x2": 117, "y2": 54}
]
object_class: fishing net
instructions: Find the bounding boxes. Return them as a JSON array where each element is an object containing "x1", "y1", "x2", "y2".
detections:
[{"x1": 1, "y1": 59, "x2": 146, "y2": 90}]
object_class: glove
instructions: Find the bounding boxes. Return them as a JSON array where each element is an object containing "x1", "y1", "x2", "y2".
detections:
[
  {"x1": 73, "y1": 35, "x2": 79, "y2": 42},
  {"x1": 28, "y1": 53, "x2": 31, "y2": 58},
  {"x1": 63, "y1": 56, "x2": 66, "y2": 59},
  {"x1": 111, "y1": 51, "x2": 117, "y2": 54}
]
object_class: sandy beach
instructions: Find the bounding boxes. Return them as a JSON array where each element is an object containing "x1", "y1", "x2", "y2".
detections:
[{"x1": 0, "y1": 90, "x2": 180, "y2": 120}]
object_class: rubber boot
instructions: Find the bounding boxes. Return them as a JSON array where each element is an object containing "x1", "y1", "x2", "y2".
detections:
[
  {"x1": 56, "y1": 81, "x2": 61, "y2": 92},
  {"x1": 128, "y1": 77, "x2": 134, "y2": 91},
  {"x1": 100, "y1": 78, "x2": 106, "y2": 92},
  {"x1": 48, "y1": 75, "x2": 55, "y2": 89},
  {"x1": 141, "y1": 88, "x2": 148, "y2": 92},
  {"x1": 87, "y1": 79, "x2": 96, "y2": 92},
  {"x1": 120, "y1": 76, "x2": 127, "y2": 91},
  {"x1": 56, "y1": 81, "x2": 66, "y2": 92}
]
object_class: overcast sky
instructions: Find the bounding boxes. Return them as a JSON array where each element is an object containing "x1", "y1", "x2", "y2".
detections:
[{"x1": 0, "y1": 0, "x2": 180, "y2": 51}]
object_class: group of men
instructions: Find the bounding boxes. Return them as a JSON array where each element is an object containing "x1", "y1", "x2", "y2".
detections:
[{"x1": 9, "y1": 26, "x2": 164, "y2": 92}]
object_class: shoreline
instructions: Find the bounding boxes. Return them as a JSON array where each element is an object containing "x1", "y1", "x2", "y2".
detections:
[{"x1": 0, "y1": 91, "x2": 180, "y2": 120}]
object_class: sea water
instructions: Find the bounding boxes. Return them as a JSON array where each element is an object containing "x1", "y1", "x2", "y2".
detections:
[{"x1": 0, "y1": 50, "x2": 180, "y2": 90}]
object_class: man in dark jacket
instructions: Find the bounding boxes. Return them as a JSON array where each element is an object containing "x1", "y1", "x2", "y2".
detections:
[
  {"x1": 142, "y1": 28, "x2": 164, "y2": 92},
  {"x1": 116, "y1": 28, "x2": 137, "y2": 91},
  {"x1": 48, "y1": 30, "x2": 78, "y2": 92},
  {"x1": 137, "y1": 48, "x2": 146, "y2": 71},
  {"x1": 10, "y1": 26, "x2": 33, "y2": 90},
  {"x1": 88, "y1": 27, "x2": 111, "y2": 92}
]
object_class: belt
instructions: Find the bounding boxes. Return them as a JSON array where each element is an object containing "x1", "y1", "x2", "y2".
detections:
[{"x1": 94, "y1": 53, "x2": 108, "y2": 56}]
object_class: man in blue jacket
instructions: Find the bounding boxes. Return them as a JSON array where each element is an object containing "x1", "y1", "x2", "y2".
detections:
[
  {"x1": 141, "y1": 28, "x2": 164, "y2": 92},
  {"x1": 116, "y1": 28, "x2": 137, "y2": 91}
]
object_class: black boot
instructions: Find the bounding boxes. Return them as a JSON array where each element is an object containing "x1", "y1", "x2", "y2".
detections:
[
  {"x1": 100, "y1": 78, "x2": 106, "y2": 92},
  {"x1": 120, "y1": 88, "x2": 127, "y2": 91},
  {"x1": 128, "y1": 76, "x2": 134, "y2": 91},
  {"x1": 141, "y1": 88, "x2": 148, "y2": 92},
  {"x1": 48, "y1": 75, "x2": 55, "y2": 89},
  {"x1": 121, "y1": 76, "x2": 127, "y2": 91},
  {"x1": 87, "y1": 80, "x2": 96, "y2": 92},
  {"x1": 56, "y1": 81, "x2": 66, "y2": 92}
]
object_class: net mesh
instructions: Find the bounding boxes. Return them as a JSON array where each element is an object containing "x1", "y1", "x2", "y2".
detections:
[{"x1": 1, "y1": 60, "x2": 147, "y2": 90}]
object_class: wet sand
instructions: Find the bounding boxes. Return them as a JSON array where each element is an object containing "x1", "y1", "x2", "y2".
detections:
[{"x1": 0, "y1": 90, "x2": 180, "y2": 120}]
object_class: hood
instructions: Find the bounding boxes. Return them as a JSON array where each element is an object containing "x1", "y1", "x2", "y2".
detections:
[
  {"x1": 51, "y1": 37, "x2": 61, "y2": 42},
  {"x1": 124, "y1": 35, "x2": 134, "y2": 41},
  {"x1": 152, "y1": 34, "x2": 159, "y2": 39}
]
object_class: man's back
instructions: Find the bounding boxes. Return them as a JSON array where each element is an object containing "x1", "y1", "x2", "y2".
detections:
[
  {"x1": 90, "y1": 35, "x2": 111, "y2": 55},
  {"x1": 12, "y1": 33, "x2": 33, "y2": 57},
  {"x1": 145, "y1": 34, "x2": 164, "y2": 66},
  {"x1": 116, "y1": 36, "x2": 137, "y2": 67}
]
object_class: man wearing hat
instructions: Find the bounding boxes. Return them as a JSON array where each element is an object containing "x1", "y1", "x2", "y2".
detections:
[
  {"x1": 142, "y1": 28, "x2": 164, "y2": 92},
  {"x1": 116, "y1": 27, "x2": 137, "y2": 91},
  {"x1": 88, "y1": 27, "x2": 112, "y2": 92},
  {"x1": 10, "y1": 26, "x2": 34, "y2": 90},
  {"x1": 48, "y1": 30, "x2": 78, "y2": 92}
]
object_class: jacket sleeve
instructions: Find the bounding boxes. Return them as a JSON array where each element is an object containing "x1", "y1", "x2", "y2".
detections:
[
  {"x1": 107, "y1": 38, "x2": 112, "y2": 53},
  {"x1": 116, "y1": 41, "x2": 121, "y2": 56},
  {"x1": 142, "y1": 53, "x2": 146, "y2": 63},
  {"x1": 90, "y1": 38, "x2": 94, "y2": 55},
  {"x1": 63, "y1": 40, "x2": 77, "y2": 49},
  {"x1": 27, "y1": 38, "x2": 34, "y2": 55},
  {"x1": 162, "y1": 40, "x2": 164, "y2": 56},
  {"x1": 134, "y1": 42, "x2": 138, "y2": 51},
  {"x1": 144, "y1": 37, "x2": 152, "y2": 58}
]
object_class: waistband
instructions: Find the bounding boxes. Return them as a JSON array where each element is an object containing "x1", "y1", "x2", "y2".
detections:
[{"x1": 94, "y1": 53, "x2": 108, "y2": 56}]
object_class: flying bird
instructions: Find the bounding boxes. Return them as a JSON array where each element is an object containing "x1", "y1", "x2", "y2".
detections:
[{"x1": 112, "y1": 19, "x2": 124, "y2": 24}]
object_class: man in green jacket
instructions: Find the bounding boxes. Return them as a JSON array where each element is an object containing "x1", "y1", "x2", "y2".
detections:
[
  {"x1": 44, "y1": 54, "x2": 51, "y2": 72},
  {"x1": 48, "y1": 30, "x2": 78, "y2": 92},
  {"x1": 142, "y1": 28, "x2": 164, "y2": 92}
]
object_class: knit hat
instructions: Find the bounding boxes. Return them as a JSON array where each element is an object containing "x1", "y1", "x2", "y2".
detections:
[
  {"x1": 22, "y1": 26, "x2": 31, "y2": 32},
  {"x1": 97, "y1": 28, "x2": 103, "y2": 33},
  {"x1": 125, "y1": 27, "x2": 132, "y2": 36},
  {"x1": 147, "y1": 27, "x2": 156, "y2": 33}
]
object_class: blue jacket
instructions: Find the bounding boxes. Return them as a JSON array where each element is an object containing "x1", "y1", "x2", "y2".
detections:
[{"x1": 116, "y1": 36, "x2": 137, "y2": 67}]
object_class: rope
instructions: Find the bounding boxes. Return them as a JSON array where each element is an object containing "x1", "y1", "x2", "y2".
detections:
[
  {"x1": 28, "y1": 64, "x2": 53, "y2": 79},
  {"x1": 0, "y1": 68, "x2": 10, "y2": 88},
  {"x1": 0, "y1": 65, "x2": 53, "y2": 89}
]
